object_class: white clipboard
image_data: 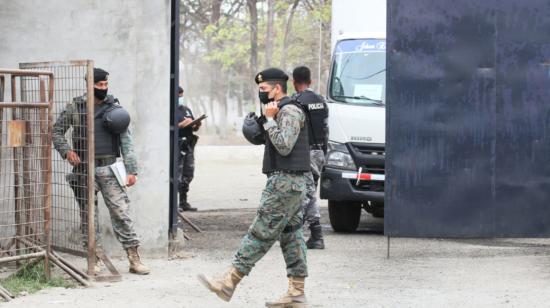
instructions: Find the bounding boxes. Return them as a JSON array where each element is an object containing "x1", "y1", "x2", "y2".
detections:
[{"x1": 110, "y1": 161, "x2": 128, "y2": 187}]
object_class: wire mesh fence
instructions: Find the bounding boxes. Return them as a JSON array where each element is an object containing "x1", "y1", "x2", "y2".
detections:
[
  {"x1": 0, "y1": 69, "x2": 53, "y2": 277},
  {"x1": 19, "y1": 61, "x2": 95, "y2": 274}
]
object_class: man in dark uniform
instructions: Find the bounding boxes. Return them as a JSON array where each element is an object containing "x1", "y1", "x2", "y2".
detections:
[
  {"x1": 198, "y1": 68, "x2": 310, "y2": 307},
  {"x1": 292, "y1": 66, "x2": 329, "y2": 249},
  {"x1": 175, "y1": 86, "x2": 201, "y2": 211}
]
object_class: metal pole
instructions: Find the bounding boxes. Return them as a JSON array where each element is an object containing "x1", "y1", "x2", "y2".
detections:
[
  {"x1": 39, "y1": 77, "x2": 53, "y2": 279},
  {"x1": 86, "y1": 61, "x2": 96, "y2": 275},
  {"x1": 0, "y1": 69, "x2": 54, "y2": 77},
  {"x1": 45, "y1": 74, "x2": 54, "y2": 278},
  {"x1": 11, "y1": 76, "x2": 22, "y2": 268},
  {"x1": 169, "y1": 0, "x2": 181, "y2": 242},
  {"x1": 0, "y1": 103, "x2": 50, "y2": 108},
  {"x1": 0, "y1": 251, "x2": 46, "y2": 264},
  {"x1": 50, "y1": 251, "x2": 91, "y2": 281},
  {"x1": 48, "y1": 253, "x2": 90, "y2": 287},
  {"x1": 386, "y1": 236, "x2": 390, "y2": 259},
  {"x1": 0, "y1": 76, "x2": 3, "y2": 174}
]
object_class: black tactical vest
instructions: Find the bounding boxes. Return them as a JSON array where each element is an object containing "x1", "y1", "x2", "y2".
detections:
[
  {"x1": 94, "y1": 96, "x2": 120, "y2": 157},
  {"x1": 176, "y1": 105, "x2": 195, "y2": 139},
  {"x1": 262, "y1": 97, "x2": 310, "y2": 174},
  {"x1": 295, "y1": 89, "x2": 329, "y2": 147}
]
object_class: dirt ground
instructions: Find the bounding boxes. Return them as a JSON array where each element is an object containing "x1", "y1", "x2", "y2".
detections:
[{"x1": 5, "y1": 146, "x2": 550, "y2": 307}]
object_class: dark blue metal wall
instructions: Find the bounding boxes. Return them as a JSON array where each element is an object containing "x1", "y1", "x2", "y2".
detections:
[{"x1": 386, "y1": 0, "x2": 550, "y2": 237}]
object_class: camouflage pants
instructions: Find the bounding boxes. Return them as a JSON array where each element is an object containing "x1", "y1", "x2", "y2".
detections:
[
  {"x1": 232, "y1": 173, "x2": 308, "y2": 277},
  {"x1": 302, "y1": 149, "x2": 326, "y2": 226},
  {"x1": 69, "y1": 166, "x2": 140, "y2": 249},
  {"x1": 94, "y1": 165, "x2": 140, "y2": 249},
  {"x1": 67, "y1": 172, "x2": 101, "y2": 249}
]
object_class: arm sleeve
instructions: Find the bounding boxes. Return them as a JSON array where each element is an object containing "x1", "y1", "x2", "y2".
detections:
[
  {"x1": 120, "y1": 129, "x2": 139, "y2": 174},
  {"x1": 52, "y1": 104, "x2": 73, "y2": 158}
]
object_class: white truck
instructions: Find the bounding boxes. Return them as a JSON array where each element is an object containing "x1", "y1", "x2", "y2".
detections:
[{"x1": 320, "y1": 0, "x2": 387, "y2": 232}]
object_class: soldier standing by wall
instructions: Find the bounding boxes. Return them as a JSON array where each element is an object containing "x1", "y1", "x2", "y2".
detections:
[
  {"x1": 198, "y1": 68, "x2": 310, "y2": 308},
  {"x1": 52, "y1": 68, "x2": 150, "y2": 275},
  {"x1": 175, "y1": 86, "x2": 201, "y2": 211},
  {"x1": 292, "y1": 66, "x2": 329, "y2": 249}
]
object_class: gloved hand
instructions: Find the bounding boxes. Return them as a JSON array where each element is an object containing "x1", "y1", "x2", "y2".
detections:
[{"x1": 256, "y1": 115, "x2": 267, "y2": 125}]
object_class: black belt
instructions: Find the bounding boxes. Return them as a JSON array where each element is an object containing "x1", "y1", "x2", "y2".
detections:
[
  {"x1": 95, "y1": 156, "x2": 117, "y2": 167},
  {"x1": 267, "y1": 170, "x2": 306, "y2": 176}
]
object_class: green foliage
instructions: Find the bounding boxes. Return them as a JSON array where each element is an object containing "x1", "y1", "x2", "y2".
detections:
[
  {"x1": 185, "y1": 0, "x2": 332, "y2": 73},
  {"x1": 0, "y1": 262, "x2": 75, "y2": 296},
  {"x1": 204, "y1": 17, "x2": 250, "y2": 71},
  {"x1": 180, "y1": 0, "x2": 333, "y2": 132}
]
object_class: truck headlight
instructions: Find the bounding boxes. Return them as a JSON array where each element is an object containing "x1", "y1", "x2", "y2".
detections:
[{"x1": 325, "y1": 141, "x2": 356, "y2": 170}]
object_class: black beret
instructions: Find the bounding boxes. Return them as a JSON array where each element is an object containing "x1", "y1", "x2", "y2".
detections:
[
  {"x1": 255, "y1": 68, "x2": 288, "y2": 84},
  {"x1": 94, "y1": 68, "x2": 109, "y2": 83}
]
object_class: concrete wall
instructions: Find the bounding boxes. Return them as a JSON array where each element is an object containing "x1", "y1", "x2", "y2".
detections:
[{"x1": 0, "y1": 0, "x2": 171, "y2": 256}]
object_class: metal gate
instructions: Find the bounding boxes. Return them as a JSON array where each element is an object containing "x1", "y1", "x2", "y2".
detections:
[
  {"x1": 19, "y1": 61, "x2": 100, "y2": 275},
  {"x1": 0, "y1": 69, "x2": 53, "y2": 299},
  {"x1": 385, "y1": 0, "x2": 550, "y2": 237},
  {"x1": 0, "y1": 68, "x2": 95, "y2": 299}
]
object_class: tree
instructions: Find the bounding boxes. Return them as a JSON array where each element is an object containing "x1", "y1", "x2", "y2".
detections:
[
  {"x1": 179, "y1": 0, "x2": 333, "y2": 142},
  {"x1": 265, "y1": 0, "x2": 275, "y2": 67},
  {"x1": 280, "y1": 0, "x2": 300, "y2": 68}
]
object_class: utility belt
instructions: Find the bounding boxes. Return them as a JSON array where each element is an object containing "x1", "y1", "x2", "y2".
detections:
[
  {"x1": 179, "y1": 135, "x2": 198, "y2": 150},
  {"x1": 266, "y1": 170, "x2": 307, "y2": 177},
  {"x1": 95, "y1": 156, "x2": 117, "y2": 167}
]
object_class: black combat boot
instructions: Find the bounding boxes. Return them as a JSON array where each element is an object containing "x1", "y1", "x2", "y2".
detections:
[
  {"x1": 179, "y1": 191, "x2": 197, "y2": 212},
  {"x1": 306, "y1": 221, "x2": 325, "y2": 249}
]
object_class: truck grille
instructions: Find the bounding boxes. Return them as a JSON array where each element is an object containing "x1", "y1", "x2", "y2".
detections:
[
  {"x1": 347, "y1": 142, "x2": 385, "y2": 169},
  {"x1": 346, "y1": 142, "x2": 386, "y2": 191},
  {"x1": 361, "y1": 165, "x2": 384, "y2": 175},
  {"x1": 350, "y1": 143, "x2": 385, "y2": 156}
]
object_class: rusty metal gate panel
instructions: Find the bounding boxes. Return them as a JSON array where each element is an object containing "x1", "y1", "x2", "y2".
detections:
[
  {"x1": 386, "y1": 0, "x2": 550, "y2": 237},
  {"x1": 0, "y1": 69, "x2": 53, "y2": 279},
  {"x1": 19, "y1": 61, "x2": 96, "y2": 272}
]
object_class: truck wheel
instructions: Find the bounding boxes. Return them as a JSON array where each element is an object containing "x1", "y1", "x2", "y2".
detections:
[
  {"x1": 371, "y1": 207, "x2": 384, "y2": 218},
  {"x1": 328, "y1": 201, "x2": 361, "y2": 232},
  {"x1": 370, "y1": 202, "x2": 384, "y2": 218}
]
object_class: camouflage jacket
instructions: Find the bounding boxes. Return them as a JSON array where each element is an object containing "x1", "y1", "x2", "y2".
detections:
[
  {"x1": 262, "y1": 100, "x2": 305, "y2": 156},
  {"x1": 52, "y1": 94, "x2": 139, "y2": 174}
]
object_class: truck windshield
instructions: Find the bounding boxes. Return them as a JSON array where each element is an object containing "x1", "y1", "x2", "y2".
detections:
[{"x1": 329, "y1": 39, "x2": 386, "y2": 106}]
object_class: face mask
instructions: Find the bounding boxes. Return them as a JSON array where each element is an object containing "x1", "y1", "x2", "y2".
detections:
[
  {"x1": 178, "y1": 97, "x2": 185, "y2": 106},
  {"x1": 94, "y1": 88, "x2": 108, "y2": 100},
  {"x1": 258, "y1": 89, "x2": 274, "y2": 104}
]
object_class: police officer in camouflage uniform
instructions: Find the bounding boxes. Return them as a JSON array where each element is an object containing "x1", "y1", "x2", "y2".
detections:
[
  {"x1": 292, "y1": 66, "x2": 329, "y2": 250},
  {"x1": 198, "y1": 68, "x2": 310, "y2": 308},
  {"x1": 52, "y1": 68, "x2": 150, "y2": 275},
  {"x1": 175, "y1": 86, "x2": 201, "y2": 211}
]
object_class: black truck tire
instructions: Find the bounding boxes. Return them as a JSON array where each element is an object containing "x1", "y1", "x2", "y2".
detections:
[
  {"x1": 370, "y1": 202, "x2": 384, "y2": 218},
  {"x1": 328, "y1": 200, "x2": 361, "y2": 232}
]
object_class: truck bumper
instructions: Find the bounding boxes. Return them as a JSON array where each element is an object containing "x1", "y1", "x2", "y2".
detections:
[{"x1": 320, "y1": 167, "x2": 385, "y2": 203}]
